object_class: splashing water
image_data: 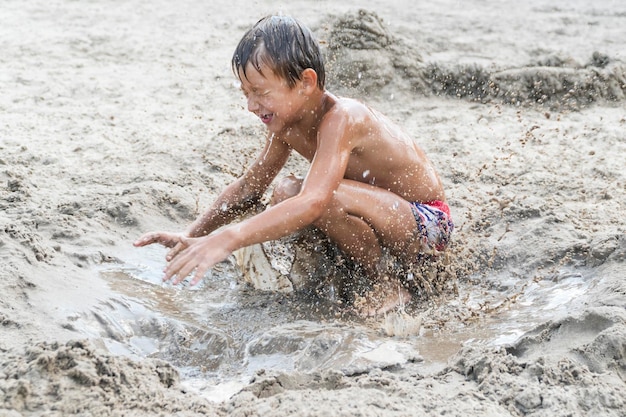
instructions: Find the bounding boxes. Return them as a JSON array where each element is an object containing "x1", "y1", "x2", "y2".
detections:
[{"x1": 82, "y1": 244, "x2": 596, "y2": 401}]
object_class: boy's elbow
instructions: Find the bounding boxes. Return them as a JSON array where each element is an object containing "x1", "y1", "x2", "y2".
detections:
[{"x1": 301, "y1": 196, "x2": 329, "y2": 223}]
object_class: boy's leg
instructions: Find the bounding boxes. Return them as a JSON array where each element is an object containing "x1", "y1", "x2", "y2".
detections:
[
  {"x1": 272, "y1": 176, "x2": 420, "y2": 315},
  {"x1": 272, "y1": 176, "x2": 421, "y2": 268}
]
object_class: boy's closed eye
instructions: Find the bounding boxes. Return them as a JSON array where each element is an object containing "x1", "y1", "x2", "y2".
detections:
[{"x1": 241, "y1": 89, "x2": 270, "y2": 98}]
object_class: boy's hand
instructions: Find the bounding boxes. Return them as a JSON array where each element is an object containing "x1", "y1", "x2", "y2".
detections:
[
  {"x1": 134, "y1": 232, "x2": 231, "y2": 285},
  {"x1": 134, "y1": 232, "x2": 191, "y2": 261},
  {"x1": 162, "y1": 235, "x2": 232, "y2": 285}
]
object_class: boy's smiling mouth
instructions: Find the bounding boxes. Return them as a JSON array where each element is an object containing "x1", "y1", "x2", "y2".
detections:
[{"x1": 260, "y1": 113, "x2": 273, "y2": 124}]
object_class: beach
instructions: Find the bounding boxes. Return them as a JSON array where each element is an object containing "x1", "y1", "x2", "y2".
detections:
[{"x1": 1, "y1": 0, "x2": 625, "y2": 415}]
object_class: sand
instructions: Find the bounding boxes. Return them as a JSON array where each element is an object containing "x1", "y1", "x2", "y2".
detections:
[{"x1": 1, "y1": 0, "x2": 625, "y2": 416}]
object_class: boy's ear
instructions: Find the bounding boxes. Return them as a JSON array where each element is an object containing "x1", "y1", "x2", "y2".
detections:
[{"x1": 300, "y1": 68, "x2": 318, "y2": 92}]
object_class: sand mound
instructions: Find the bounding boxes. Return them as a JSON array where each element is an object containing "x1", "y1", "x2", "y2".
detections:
[
  {"x1": 453, "y1": 310, "x2": 626, "y2": 416},
  {"x1": 322, "y1": 9, "x2": 427, "y2": 98},
  {"x1": 322, "y1": 10, "x2": 626, "y2": 109},
  {"x1": 426, "y1": 56, "x2": 626, "y2": 108},
  {"x1": 0, "y1": 340, "x2": 222, "y2": 417}
]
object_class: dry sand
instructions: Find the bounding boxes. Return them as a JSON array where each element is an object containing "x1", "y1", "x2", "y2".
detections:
[{"x1": 1, "y1": 0, "x2": 625, "y2": 416}]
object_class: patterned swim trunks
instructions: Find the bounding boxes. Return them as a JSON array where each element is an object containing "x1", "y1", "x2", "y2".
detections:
[{"x1": 409, "y1": 200, "x2": 454, "y2": 252}]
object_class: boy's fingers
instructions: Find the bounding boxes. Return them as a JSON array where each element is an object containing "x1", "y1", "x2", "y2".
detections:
[
  {"x1": 190, "y1": 265, "x2": 210, "y2": 286},
  {"x1": 174, "y1": 262, "x2": 196, "y2": 285},
  {"x1": 134, "y1": 232, "x2": 171, "y2": 247},
  {"x1": 133, "y1": 232, "x2": 158, "y2": 247},
  {"x1": 164, "y1": 251, "x2": 195, "y2": 284},
  {"x1": 135, "y1": 232, "x2": 182, "y2": 248},
  {"x1": 162, "y1": 258, "x2": 181, "y2": 283},
  {"x1": 161, "y1": 240, "x2": 214, "y2": 286},
  {"x1": 166, "y1": 241, "x2": 187, "y2": 261},
  {"x1": 162, "y1": 252, "x2": 180, "y2": 282}
]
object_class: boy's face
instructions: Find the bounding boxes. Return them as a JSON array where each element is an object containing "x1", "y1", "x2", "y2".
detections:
[{"x1": 238, "y1": 62, "x2": 305, "y2": 133}]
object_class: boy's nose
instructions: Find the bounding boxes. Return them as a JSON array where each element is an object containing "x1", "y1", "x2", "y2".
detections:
[{"x1": 247, "y1": 96, "x2": 259, "y2": 112}]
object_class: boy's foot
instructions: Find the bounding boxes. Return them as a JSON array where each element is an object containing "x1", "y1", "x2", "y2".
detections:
[{"x1": 353, "y1": 276, "x2": 412, "y2": 317}]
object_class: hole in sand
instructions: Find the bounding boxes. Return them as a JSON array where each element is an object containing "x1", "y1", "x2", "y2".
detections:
[{"x1": 78, "y1": 245, "x2": 595, "y2": 401}]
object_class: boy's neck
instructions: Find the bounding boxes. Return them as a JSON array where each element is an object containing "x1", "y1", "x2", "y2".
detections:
[{"x1": 297, "y1": 90, "x2": 335, "y2": 129}]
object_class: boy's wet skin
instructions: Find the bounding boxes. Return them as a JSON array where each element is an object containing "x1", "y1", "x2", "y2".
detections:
[{"x1": 134, "y1": 15, "x2": 453, "y2": 316}]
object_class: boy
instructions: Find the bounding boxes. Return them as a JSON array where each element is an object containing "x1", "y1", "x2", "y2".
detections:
[{"x1": 134, "y1": 15, "x2": 453, "y2": 316}]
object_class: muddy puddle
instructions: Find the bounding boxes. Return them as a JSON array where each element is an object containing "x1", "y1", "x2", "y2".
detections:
[{"x1": 78, "y1": 244, "x2": 594, "y2": 402}]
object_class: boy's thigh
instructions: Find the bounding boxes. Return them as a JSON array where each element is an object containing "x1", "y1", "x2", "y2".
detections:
[{"x1": 332, "y1": 180, "x2": 418, "y2": 252}]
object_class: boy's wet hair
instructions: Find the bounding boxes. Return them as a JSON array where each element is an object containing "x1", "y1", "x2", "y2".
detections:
[{"x1": 232, "y1": 15, "x2": 325, "y2": 90}]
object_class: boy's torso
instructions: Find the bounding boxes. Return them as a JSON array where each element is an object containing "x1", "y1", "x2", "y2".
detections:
[{"x1": 277, "y1": 96, "x2": 446, "y2": 203}]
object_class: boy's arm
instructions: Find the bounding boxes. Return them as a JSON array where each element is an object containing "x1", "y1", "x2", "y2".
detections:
[
  {"x1": 162, "y1": 111, "x2": 355, "y2": 284},
  {"x1": 135, "y1": 135, "x2": 291, "y2": 256},
  {"x1": 192, "y1": 136, "x2": 291, "y2": 235},
  {"x1": 186, "y1": 176, "x2": 266, "y2": 238}
]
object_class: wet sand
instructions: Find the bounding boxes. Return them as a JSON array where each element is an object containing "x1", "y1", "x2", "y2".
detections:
[{"x1": 1, "y1": 0, "x2": 625, "y2": 416}]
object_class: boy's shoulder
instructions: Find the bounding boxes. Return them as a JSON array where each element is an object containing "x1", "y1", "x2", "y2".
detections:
[
  {"x1": 331, "y1": 95, "x2": 366, "y2": 110},
  {"x1": 322, "y1": 95, "x2": 372, "y2": 122}
]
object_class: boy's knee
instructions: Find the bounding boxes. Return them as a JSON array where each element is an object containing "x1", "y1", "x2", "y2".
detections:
[{"x1": 271, "y1": 175, "x2": 303, "y2": 204}]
